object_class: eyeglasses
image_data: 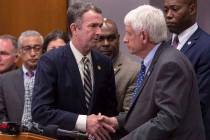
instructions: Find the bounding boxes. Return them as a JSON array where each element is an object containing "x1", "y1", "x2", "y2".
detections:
[{"x1": 21, "y1": 45, "x2": 42, "y2": 53}]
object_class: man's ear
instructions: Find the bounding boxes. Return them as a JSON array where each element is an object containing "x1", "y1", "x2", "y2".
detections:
[
  {"x1": 140, "y1": 29, "x2": 149, "y2": 44},
  {"x1": 17, "y1": 48, "x2": 22, "y2": 57},
  {"x1": 69, "y1": 23, "x2": 78, "y2": 35},
  {"x1": 189, "y1": 3, "x2": 196, "y2": 16}
]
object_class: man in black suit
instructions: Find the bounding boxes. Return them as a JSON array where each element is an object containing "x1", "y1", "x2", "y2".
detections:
[
  {"x1": 164, "y1": 0, "x2": 210, "y2": 138},
  {"x1": 99, "y1": 5, "x2": 205, "y2": 140},
  {"x1": 32, "y1": 2, "x2": 118, "y2": 140},
  {"x1": 0, "y1": 30, "x2": 44, "y2": 130}
]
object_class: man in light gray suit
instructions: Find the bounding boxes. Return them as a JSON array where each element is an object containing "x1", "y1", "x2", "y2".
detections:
[
  {"x1": 95, "y1": 18, "x2": 140, "y2": 112},
  {"x1": 98, "y1": 5, "x2": 205, "y2": 140},
  {"x1": 0, "y1": 30, "x2": 43, "y2": 130}
]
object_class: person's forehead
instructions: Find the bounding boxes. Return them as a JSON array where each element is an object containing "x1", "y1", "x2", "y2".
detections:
[
  {"x1": 22, "y1": 36, "x2": 42, "y2": 44},
  {"x1": 0, "y1": 39, "x2": 14, "y2": 49},
  {"x1": 164, "y1": 0, "x2": 188, "y2": 5},
  {"x1": 82, "y1": 10, "x2": 102, "y2": 22}
]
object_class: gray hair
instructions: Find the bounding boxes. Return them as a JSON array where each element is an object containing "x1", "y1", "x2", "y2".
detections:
[
  {"x1": 0, "y1": 34, "x2": 18, "y2": 49},
  {"x1": 67, "y1": 2, "x2": 102, "y2": 36},
  {"x1": 124, "y1": 5, "x2": 168, "y2": 43},
  {"x1": 18, "y1": 30, "x2": 44, "y2": 48}
]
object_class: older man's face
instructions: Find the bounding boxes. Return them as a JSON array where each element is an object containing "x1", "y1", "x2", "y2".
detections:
[
  {"x1": 19, "y1": 36, "x2": 43, "y2": 71},
  {"x1": 0, "y1": 39, "x2": 17, "y2": 73},
  {"x1": 74, "y1": 10, "x2": 103, "y2": 55},
  {"x1": 123, "y1": 24, "x2": 143, "y2": 56}
]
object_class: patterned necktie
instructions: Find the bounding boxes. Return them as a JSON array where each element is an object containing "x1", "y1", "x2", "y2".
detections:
[
  {"x1": 22, "y1": 71, "x2": 35, "y2": 129},
  {"x1": 82, "y1": 57, "x2": 92, "y2": 109},
  {"x1": 172, "y1": 35, "x2": 179, "y2": 48},
  {"x1": 132, "y1": 61, "x2": 146, "y2": 103}
]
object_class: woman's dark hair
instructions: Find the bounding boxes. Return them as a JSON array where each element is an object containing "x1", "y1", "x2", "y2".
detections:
[{"x1": 43, "y1": 30, "x2": 69, "y2": 53}]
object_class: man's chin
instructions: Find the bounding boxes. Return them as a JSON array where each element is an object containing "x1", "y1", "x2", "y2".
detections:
[
  {"x1": 27, "y1": 63, "x2": 37, "y2": 70},
  {"x1": 167, "y1": 26, "x2": 180, "y2": 34}
]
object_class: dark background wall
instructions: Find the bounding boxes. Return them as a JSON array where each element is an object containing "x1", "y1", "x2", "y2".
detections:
[
  {"x1": 69, "y1": 0, "x2": 210, "y2": 60},
  {"x1": 69, "y1": 0, "x2": 149, "y2": 60},
  {"x1": 150, "y1": 0, "x2": 210, "y2": 34}
]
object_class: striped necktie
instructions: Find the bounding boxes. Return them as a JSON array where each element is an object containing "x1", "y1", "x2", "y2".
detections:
[{"x1": 82, "y1": 57, "x2": 92, "y2": 109}]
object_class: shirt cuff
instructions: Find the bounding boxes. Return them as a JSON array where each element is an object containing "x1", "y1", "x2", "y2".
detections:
[{"x1": 75, "y1": 115, "x2": 87, "y2": 132}]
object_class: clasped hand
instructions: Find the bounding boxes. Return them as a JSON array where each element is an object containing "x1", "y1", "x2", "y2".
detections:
[{"x1": 86, "y1": 113, "x2": 118, "y2": 140}]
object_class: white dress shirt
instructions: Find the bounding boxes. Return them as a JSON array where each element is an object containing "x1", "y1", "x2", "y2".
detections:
[
  {"x1": 172, "y1": 23, "x2": 198, "y2": 50},
  {"x1": 69, "y1": 41, "x2": 94, "y2": 132}
]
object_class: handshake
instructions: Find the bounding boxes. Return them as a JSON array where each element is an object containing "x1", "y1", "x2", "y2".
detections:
[{"x1": 86, "y1": 113, "x2": 118, "y2": 140}]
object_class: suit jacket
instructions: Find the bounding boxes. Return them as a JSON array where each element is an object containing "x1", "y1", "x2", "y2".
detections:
[
  {"x1": 113, "y1": 52, "x2": 140, "y2": 112},
  {"x1": 0, "y1": 69, "x2": 24, "y2": 124},
  {"x1": 180, "y1": 27, "x2": 210, "y2": 138},
  {"x1": 32, "y1": 44, "x2": 118, "y2": 131},
  {"x1": 117, "y1": 43, "x2": 205, "y2": 140}
]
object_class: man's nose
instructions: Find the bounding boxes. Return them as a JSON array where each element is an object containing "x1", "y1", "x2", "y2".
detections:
[
  {"x1": 123, "y1": 36, "x2": 128, "y2": 44},
  {"x1": 103, "y1": 39, "x2": 109, "y2": 46},
  {"x1": 29, "y1": 49, "x2": 37, "y2": 56},
  {"x1": 96, "y1": 26, "x2": 102, "y2": 35},
  {"x1": 166, "y1": 10, "x2": 173, "y2": 19}
]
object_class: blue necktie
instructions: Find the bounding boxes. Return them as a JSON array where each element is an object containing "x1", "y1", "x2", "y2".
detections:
[{"x1": 132, "y1": 61, "x2": 146, "y2": 103}]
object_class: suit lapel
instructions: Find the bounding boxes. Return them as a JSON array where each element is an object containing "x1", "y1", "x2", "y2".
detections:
[
  {"x1": 113, "y1": 53, "x2": 122, "y2": 75},
  {"x1": 126, "y1": 43, "x2": 166, "y2": 119},
  {"x1": 13, "y1": 69, "x2": 25, "y2": 120},
  {"x1": 65, "y1": 44, "x2": 87, "y2": 113},
  {"x1": 88, "y1": 51, "x2": 103, "y2": 114},
  {"x1": 180, "y1": 28, "x2": 201, "y2": 53}
]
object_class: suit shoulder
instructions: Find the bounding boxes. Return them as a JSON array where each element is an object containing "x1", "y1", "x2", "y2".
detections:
[
  {"x1": 160, "y1": 47, "x2": 192, "y2": 66},
  {"x1": 0, "y1": 69, "x2": 21, "y2": 79},
  {"x1": 0, "y1": 69, "x2": 21, "y2": 85},
  {"x1": 196, "y1": 28, "x2": 210, "y2": 45},
  {"x1": 116, "y1": 53, "x2": 140, "y2": 72}
]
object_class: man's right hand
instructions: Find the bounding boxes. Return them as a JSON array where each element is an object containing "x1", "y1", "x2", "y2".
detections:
[
  {"x1": 98, "y1": 115, "x2": 119, "y2": 130},
  {"x1": 86, "y1": 114, "x2": 115, "y2": 140}
]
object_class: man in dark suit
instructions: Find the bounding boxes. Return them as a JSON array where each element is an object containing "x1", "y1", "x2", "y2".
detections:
[
  {"x1": 0, "y1": 30, "x2": 44, "y2": 130},
  {"x1": 164, "y1": 0, "x2": 210, "y2": 138},
  {"x1": 95, "y1": 18, "x2": 140, "y2": 112},
  {"x1": 99, "y1": 5, "x2": 205, "y2": 140},
  {"x1": 32, "y1": 2, "x2": 118, "y2": 140}
]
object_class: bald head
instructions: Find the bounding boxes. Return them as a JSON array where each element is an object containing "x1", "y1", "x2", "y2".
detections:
[
  {"x1": 101, "y1": 18, "x2": 118, "y2": 35},
  {"x1": 95, "y1": 18, "x2": 120, "y2": 60}
]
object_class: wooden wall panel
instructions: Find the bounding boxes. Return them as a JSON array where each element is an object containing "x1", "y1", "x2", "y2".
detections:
[{"x1": 0, "y1": 0, "x2": 68, "y2": 37}]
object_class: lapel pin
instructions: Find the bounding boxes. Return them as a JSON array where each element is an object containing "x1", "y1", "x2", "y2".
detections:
[
  {"x1": 97, "y1": 65, "x2": 101, "y2": 70},
  {"x1": 187, "y1": 41, "x2": 191, "y2": 45}
]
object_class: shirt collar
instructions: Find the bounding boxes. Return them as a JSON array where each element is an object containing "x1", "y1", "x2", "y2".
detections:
[
  {"x1": 172, "y1": 23, "x2": 198, "y2": 50},
  {"x1": 143, "y1": 43, "x2": 160, "y2": 72},
  {"x1": 22, "y1": 65, "x2": 36, "y2": 76},
  {"x1": 70, "y1": 41, "x2": 92, "y2": 65}
]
